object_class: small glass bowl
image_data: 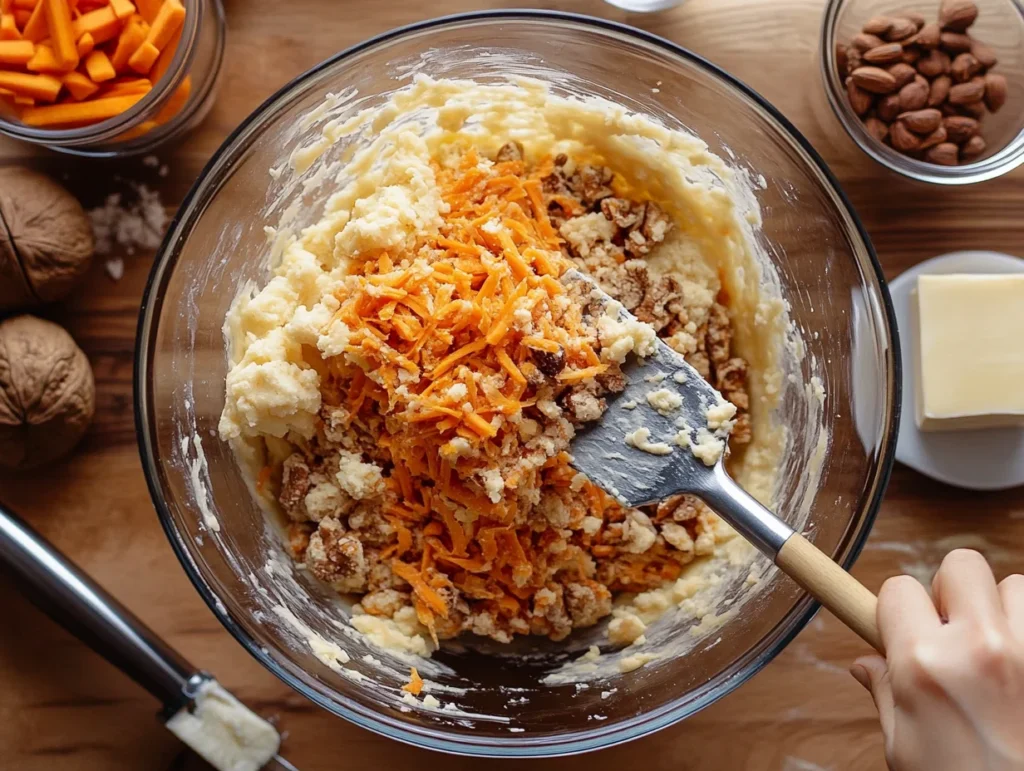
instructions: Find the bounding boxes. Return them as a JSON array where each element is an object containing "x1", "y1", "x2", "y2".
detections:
[
  {"x1": 819, "y1": 0, "x2": 1024, "y2": 184},
  {"x1": 0, "y1": 0, "x2": 225, "y2": 157}
]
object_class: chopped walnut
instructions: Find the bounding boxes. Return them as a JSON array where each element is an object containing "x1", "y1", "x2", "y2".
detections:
[
  {"x1": 530, "y1": 583, "x2": 572, "y2": 641},
  {"x1": 563, "y1": 385, "x2": 606, "y2": 423},
  {"x1": 731, "y1": 412, "x2": 753, "y2": 445},
  {"x1": 279, "y1": 453, "x2": 311, "y2": 520},
  {"x1": 706, "y1": 303, "x2": 732, "y2": 367},
  {"x1": 530, "y1": 345, "x2": 566, "y2": 377},
  {"x1": 287, "y1": 522, "x2": 315, "y2": 560},
  {"x1": 347, "y1": 502, "x2": 395, "y2": 546},
  {"x1": 600, "y1": 259, "x2": 649, "y2": 311},
  {"x1": 564, "y1": 580, "x2": 612, "y2": 628},
  {"x1": 596, "y1": 366, "x2": 627, "y2": 394},
  {"x1": 660, "y1": 522, "x2": 695, "y2": 554},
  {"x1": 621, "y1": 510, "x2": 657, "y2": 554},
  {"x1": 305, "y1": 517, "x2": 367, "y2": 592},
  {"x1": 567, "y1": 165, "x2": 614, "y2": 208},
  {"x1": 600, "y1": 197, "x2": 644, "y2": 229},
  {"x1": 656, "y1": 493, "x2": 703, "y2": 522},
  {"x1": 635, "y1": 274, "x2": 683, "y2": 332},
  {"x1": 495, "y1": 141, "x2": 524, "y2": 162}
]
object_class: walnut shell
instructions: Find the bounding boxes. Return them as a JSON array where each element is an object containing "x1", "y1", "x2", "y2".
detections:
[
  {"x1": 0, "y1": 167, "x2": 94, "y2": 312},
  {"x1": 0, "y1": 315, "x2": 95, "y2": 469}
]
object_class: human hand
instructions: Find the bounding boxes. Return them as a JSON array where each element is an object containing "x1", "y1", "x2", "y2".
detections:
[{"x1": 851, "y1": 549, "x2": 1024, "y2": 771}]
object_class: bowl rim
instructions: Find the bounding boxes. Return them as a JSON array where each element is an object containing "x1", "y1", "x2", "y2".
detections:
[
  {"x1": 819, "y1": 0, "x2": 1024, "y2": 185},
  {"x1": 134, "y1": 9, "x2": 902, "y2": 758}
]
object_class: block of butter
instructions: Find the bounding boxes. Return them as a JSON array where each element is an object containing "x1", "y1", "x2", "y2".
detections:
[{"x1": 915, "y1": 273, "x2": 1024, "y2": 432}]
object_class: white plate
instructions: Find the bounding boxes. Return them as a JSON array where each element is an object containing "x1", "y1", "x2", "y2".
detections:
[{"x1": 890, "y1": 250, "x2": 1024, "y2": 491}]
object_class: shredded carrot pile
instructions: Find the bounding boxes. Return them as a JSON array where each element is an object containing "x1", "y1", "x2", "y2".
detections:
[{"x1": 310, "y1": 146, "x2": 701, "y2": 641}]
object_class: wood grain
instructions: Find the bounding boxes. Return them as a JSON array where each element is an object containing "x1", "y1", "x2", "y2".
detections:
[{"x1": 0, "y1": 0, "x2": 1021, "y2": 769}]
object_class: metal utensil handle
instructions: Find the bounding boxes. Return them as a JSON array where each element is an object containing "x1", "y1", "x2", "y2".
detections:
[
  {"x1": 699, "y1": 467, "x2": 883, "y2": 653},
  {"x1": 0, "y1": 500, "x2": 200, "y2": 711}
]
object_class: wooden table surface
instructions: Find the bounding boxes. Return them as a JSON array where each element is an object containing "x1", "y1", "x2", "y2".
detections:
[{"x1": 1, "y1": 0, "x2": 1021, "y2": 769}]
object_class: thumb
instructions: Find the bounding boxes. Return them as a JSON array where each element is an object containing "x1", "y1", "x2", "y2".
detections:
[{"x1": 852, "y1": 655, "x2": 895, "y2": 739}]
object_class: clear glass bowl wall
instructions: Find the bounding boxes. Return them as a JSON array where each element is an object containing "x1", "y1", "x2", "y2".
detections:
[
  {"x1": 0, "y1": 0, "x2": 225, "y2": 156},
  {"x1": 818, "y1": 0, "x2": 1024, "y2": 184},
  {"x1": 136, "y1": 14, "x2": 900, "y2": 757}
]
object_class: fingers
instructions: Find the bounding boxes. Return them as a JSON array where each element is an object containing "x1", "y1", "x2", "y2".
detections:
[
  {"x1": 852, "y1": 655, "x2": 896, "y2": 740},
  {"x1": 998, "y1": 573, "x2": 1024, "y2": 641},
  {"x1": 931, "y1": 549, "x2": 1002, "y2": 625},
  {"x1": 878, "y1": 574, "x2": 940, "y2": 652}
]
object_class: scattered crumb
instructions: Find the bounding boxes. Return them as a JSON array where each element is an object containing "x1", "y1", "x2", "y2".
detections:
[
  {"x1": 104, "y1": 258, "x2": 124, "y2": 282},
  {"x1": 88, "y1": 183, "x2": 168, "y2": 256}
]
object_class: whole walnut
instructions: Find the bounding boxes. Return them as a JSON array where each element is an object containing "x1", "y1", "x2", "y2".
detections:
[
  {"x1": 0, "y1": 167, "x2": 94, "y2": 312},
  {"x1": 0, "y1": 316, "x2": 95, "y2": 470}
]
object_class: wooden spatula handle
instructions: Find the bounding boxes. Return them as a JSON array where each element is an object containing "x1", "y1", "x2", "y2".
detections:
[{"x1": 776, "y1": 532, "x2": 883, "y2": 653}]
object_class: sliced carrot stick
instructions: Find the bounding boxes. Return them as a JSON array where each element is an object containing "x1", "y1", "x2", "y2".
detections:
[
  {"x1": 71, "y1": 5, "x2": 119, "y2": 44},
  {"x1": 75, "y1": 29, "x2": 92, "y2": 55},
  {"x1": 109, "y1": 0, "x2": 133, "y2": 19},
  {"x1": 27, "y1": 42, "x2": 64, "y2": 71},
  {"x1": 61, "y1": 69, "x2": 96, "y2": 99},
  {"x1": 12, "y1": 0, "x2": 37, "y2": 10},
  {"x1": 152, "y1": 71, "x2": 186, "y2": 122},
  {"x1": 0, "y1": 70, "x2": 60, "y2": 100},
  {"x1": 108, "y1": 14, "x2": 143, "y2": 70},
  {"x1": 83, "y1": 48, "x2": 114, "y2": 81},
  {"x1": 19, "y1": 90, "x2": 142, "y2": 125},
  {"x1": 0, "y1": 12, "x2": 19, "y2": 38},
  {"x1": 125, "y1": 37, "x2": 154, "y2": 72},
  {"x1": 149, "y1": 18, "x2": 178, "y2": 81},
  {"x1": 21, "y1": 0, "x2": 47, "y2": 41},
  {"x1": 0, "y1": 38, "x2": 32, "y2": 64},
  {"x1": 0, "y1": 0, "x2": 13, "y2": 13},
  {"x1": 12, "y1": 92, "x2": 33, "y2": 105},
  {"x1": 134, "y1": 0, "x2": 158, "y2": 23},
  {"x1": 43, "y1": 0, "x2": 78, "y2": 70},
  {"x1": 144, "y1": 0, "x2": 182, "y2": 49},
  {"x1": 12, "y1": 7, "x2": 28, "y2": 25},
  {"x1": 99, "y1": 76, "x2": 149, "y2": 96}
]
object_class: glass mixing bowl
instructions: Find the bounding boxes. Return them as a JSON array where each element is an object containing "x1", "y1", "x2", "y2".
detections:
[{"x1": 135, "y1": 11, "x2": 900, "y2": 757}]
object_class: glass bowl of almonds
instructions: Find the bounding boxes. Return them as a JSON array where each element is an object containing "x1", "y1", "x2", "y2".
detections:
[{"x1": 821, "y1": 0, "x2": 1024, "y2": 184}]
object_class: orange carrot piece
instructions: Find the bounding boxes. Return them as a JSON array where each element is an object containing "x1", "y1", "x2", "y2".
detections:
[
  {"x1": 12, "y1": 92, "x2": 33, "y2": 105},
  {"x1": 100, "y1": 75, "x2": 149, "y2": 95},
  {"x1": 27, "y1": 42, "x2": 65, "y2": 71},
  {"x1": 148, "y1": 18, "x2": 177, "y2": 82},
  {"x1": 12, "y1": 0, "x2": 37, "y2": 10},
  {"x1": 144, "y1": 0, "x2": 182, "y2": 49},
  {"x1": 12, "y1": 7, "x2": 29, "y2": 26},
  {"x1": 71, "y1": 5, "x2": 119, "y2": 44},
  {"x1": 61, "y1": 69, "x2": 96, "y2": 99},
  {"x1": 125, "y1": 37, "x2": 154, "y2": 72},
  {"x1": 0, "y1": 70, "x2": 59, "y2": 100},
  {"x1": 0, "y1": 12, "x2": 19, "y2": 38},
  {"x1": 0, "y1": 38, "x2": 32, "y2": 63},
  {"x1": 134, "y1": 0, "x2": 158, "y2": 23},
  {"x1": 108, "y1": 14, "x2": 142, "y2": 69},
  {"x1": 83, "y1": 48, "x2": 114, "y2": 80},
  {"x1": 113, "y1": 116, "x2": 154, "y2": 139},
  {"x1": 401, "y1": 666, "x2": 423, "y2": 695},
  {"x1": 19, "y1": 90, "x2": 143, "y2": 125},
  {"x1": 74, "y1": 29, "x2": 92, "y2": 54},
  {"x1": 0, "y1": 0, "x2": 13, "y2": 13},
  {"x1": 21, "y1": 0, "x2": 46, "y2": 41},
  {"x1": 109, "y1": 0, "x2": 133, "y2": 19},
  {"x1": 43, "y1": 0, "x2": 77, "y2": 69}
]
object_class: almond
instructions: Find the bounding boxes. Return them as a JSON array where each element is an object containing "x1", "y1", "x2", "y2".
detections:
[
  {"x1": 917, "y1": 49, "x2": 951, "y2": 77},
  {"x1": 960, "y1": 134, "x2": 986, "y2": 160},
  {"x1": 899, "y1": 11, "x2": 926, "y2": 30},
  {"x1": 928, "y1": 75, "x2": 952, "y2": 106},
  {"x1": 890, "y1": 120, "x2": 922, "y2": 151},
  {"x1": 957, "y1": 100, "x2": 986, "y2": 119},
  {"x1": 940, "y1": 102, "x2": 960, "y2": 116},
  {"x1": 864, "y1": 43, "x2": 904, "y2": 65},
  {"x1": 898, "y1": 108, "x2": 942, "y2": 134},
  {"x1": 836, "y1": 43, "x2": 850, "y2": 77},
  {"x1": 888, "y1": 62, "x2": 917, "y2": 88},
  {"x1": 847, "y1": 47, "x2": 864, "y2": 72},
  {"x1": 984, "y1": 73, "x2": 1007, "y2": 112},
  {"x1": 950, "y1": 52, "x2": 981, "y2": 83},
  {"x1": 939, "y1": 0, "x2": 978, "y2": 32},
  {"x1": 853, "y1": 32, "x2": 885, "y2": 51},
  {"x1": 846, "y1": 78, "x2": 875, "y2": 115},
  {"x1": 909, "y1": 22, "x2": 941, "y2": 49},
  {"x1": 924, "y1": 142, "x2": 960, "y2": 165},
  {"x1": 864, "y1": 116, "x2": 890, "y2": 142},
  {"x1": 942, "y1": 115, "x2": 979, "y2": 142},
  {"x1": 885, "y1": 16, "x2": 918, "y2": 41},
  {"x1": 898, "y1": 76, "x2": 930, "y2": 110},
  {"x1": 939, "y1": 32, "x2": 973, "y2": 53},
  {"x1": 901, "y1": 47, "x2": 921, "y2": 64},
  {"x1": 878, "y1": 93, "x2": 903, "y2": 121},
  {"x1": 970, "y1": 40, "x2": 997, "y2": 68},
  {"x1": 852, "y1": 66, "x2": 898, "y2": 94},
  {"x1": 863, "y1": 16, "x2": 893, "y2": 36},
  {"x1": 948, "y1": 78, "x2": 985, "y2": 104},
  {"x1": 919, "y1": 125, "x2": 948, "y2": 149}
]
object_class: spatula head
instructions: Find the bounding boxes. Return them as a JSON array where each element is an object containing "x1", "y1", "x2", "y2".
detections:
[{"x1": 564, "y1": 270, "x2": 736, "y2": 508}]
